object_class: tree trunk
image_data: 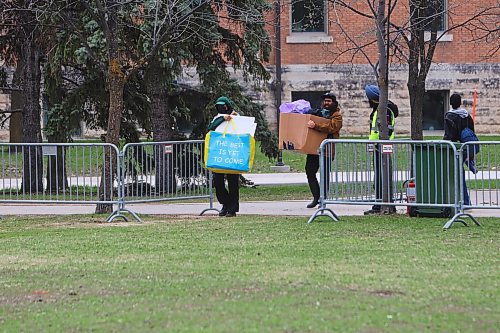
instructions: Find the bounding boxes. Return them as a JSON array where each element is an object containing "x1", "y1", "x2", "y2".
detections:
[
  {"x1": 406, "y1": 0, "x2": 440, "y2": 141},
  {"x1": 408, "y1": 81, "x2": 425, "y2": 140},
  {"x1": 145, "y1": 57, "x2": 176, "y2": 195},
  {"x1": 375, "y1": 0, "x2": 392, "y2": 211},
  {"x1": 45, "y1": 64, "x2": 69, "y2": 194},
  {"x1": 10, "y1": 63, "x2": 24, "y2": 146},
  {"x1": 95, "y1": 1, "x2": 126, "y2": 214},
  {"x1": 95, "y1": 58, "x2": 125, "y2": 214},
  {"x1": 20, "y1": 40, "x2": 43, "y2": 194},
  {"x1": 45, "y1": 144, "x2": 68, "y2": 194}
]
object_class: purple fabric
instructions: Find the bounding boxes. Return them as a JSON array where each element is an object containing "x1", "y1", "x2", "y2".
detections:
[{"x1": 279, "y1": 99, "x2": 311, "y2": 114}]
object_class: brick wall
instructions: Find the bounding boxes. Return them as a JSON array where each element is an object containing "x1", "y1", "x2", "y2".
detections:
[
  {"x1": 269, "y1": 0, "x2": 500, "y2": 66},
  {"x1": 261, "y1": 0, "x2": 500, "y2": 136}
]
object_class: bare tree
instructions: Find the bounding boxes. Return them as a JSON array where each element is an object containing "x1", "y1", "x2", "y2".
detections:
[{"x1": 328, "y1": 0, "x2": 499, "y2": 139}]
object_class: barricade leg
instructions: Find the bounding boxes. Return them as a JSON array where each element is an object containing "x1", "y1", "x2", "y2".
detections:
[
  {"x1": 199, "y1": 171, "x2": 219, "y2": 216},
  {"x1": 442, "y1": 149, "x2": 481, "y2": 230},
  {"x1": 307, "y1": 206, "x2": 339, "y2": 224},
  {"x1": 443, "y1": 212, "x2": 481, "y2": 230}
]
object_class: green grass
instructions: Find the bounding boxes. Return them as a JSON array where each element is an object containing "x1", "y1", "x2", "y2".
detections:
[
  {"x1": 0, "y1": 215, "x2": 498, "y2": 332},
  {"x1": 1, "y1": 136, "x2": 498, "y2": 176},
  {"x1": 254, "y1": 135, "x2": 500, "y2": 173},
  {"x1": 241, "y1": 184, "x2": 312, "y2": 201},
  {"x1": 1, "y1": 178, "x2": 498, "y2": 202}
]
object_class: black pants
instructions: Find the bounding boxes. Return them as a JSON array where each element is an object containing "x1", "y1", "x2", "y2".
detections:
[
  {"x1": 305, "y1": 154, "x2": 330, "y2": 200},
  {"x1": 372, "y1": 147, "x2": 393, "y2": 211},
  {"x1": 213, "y1": 173, "x2": 239, "y2": 213}
]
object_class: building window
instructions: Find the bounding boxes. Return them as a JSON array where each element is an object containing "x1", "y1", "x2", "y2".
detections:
[
  {"x1": 422, "y1": 90, "x2": 448, "y2": 131},
  {"x1": 424, "y1": 0, "x2": 446, "y2": 31},
  {"x1": 291, "y1": 0, "x2": 326, "y2": 33},
  {"x1": 291, "y1": 91, "x2": 327, "y2": 110}
]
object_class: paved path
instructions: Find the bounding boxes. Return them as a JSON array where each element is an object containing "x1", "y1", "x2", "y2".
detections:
[{"x1": 0, "y1": 172, "x2": 498, "y2": 218}]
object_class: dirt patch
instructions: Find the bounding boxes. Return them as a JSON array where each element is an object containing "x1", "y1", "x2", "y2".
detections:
[
  {"x1": 369, "y1": 289, "x2": 406, "y2": 297},
  {"x1": 347, "y1": 286, "x2": 406, "y2": 298},
  {"x1": 0, "y1": 287, "x2": 119, "y2": 307}
]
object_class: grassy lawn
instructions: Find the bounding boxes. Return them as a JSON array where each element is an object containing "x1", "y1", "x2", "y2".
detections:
[
  {"x1": 1, "y1": 179, "x2": 498, "y2": 202},
  {"x1": 254, "y1": 135, "x2": 500, "y2": 173},
  {"x1": 0, "y1": 215, "x2": 498, "y2": 332},
  {"x1": 1, "y1": 136, "x2": 498, "y2": 176}
]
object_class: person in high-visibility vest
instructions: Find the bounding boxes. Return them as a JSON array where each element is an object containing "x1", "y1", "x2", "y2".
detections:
[{"x1": 364, "y1": 85, "x2": 399, "y2": 215}]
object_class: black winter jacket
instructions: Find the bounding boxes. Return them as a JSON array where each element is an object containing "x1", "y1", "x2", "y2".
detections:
[{"x1": 443, "y1": 109, "x2": 475, "y2": 142}]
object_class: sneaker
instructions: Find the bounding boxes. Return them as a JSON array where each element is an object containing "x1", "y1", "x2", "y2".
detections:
[
  {"x1": 382, "y1": 207, "x2": 397, "y2": 215},
  {"x1": 218, "y1": 207, "x2": 228, "y2": 217},
  {"x1": 364, "y1": 209, "x2": 381, "y2": 215},
  {"x1": 225, "y1": 212, "x2": 237, "y2": 218}
]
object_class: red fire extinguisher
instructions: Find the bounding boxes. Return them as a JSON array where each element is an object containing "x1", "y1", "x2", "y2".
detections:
[{"x1": 406, "y1": 180, "x2": 416, "y2": 216}]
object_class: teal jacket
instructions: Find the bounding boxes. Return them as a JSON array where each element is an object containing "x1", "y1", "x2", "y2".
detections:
[{"x1": 207, "y1": 115, "x2": 226, "y2": 131}]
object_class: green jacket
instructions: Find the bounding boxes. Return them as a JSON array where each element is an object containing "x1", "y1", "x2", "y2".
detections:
[{"x1": 207, "y1": 115, "x2": 226, "y2": 132}]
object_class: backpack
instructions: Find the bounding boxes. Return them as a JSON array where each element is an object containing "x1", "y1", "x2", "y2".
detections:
[
  {"x1": 460, "y1": 127, "x2": 480, "y2": 155},
  {"x1": 388, "y1": 100, "x2": 399, "y2": 118}
]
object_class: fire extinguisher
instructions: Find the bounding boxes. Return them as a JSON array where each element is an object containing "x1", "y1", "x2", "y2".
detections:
[{"x1": 406, "y1": 179, "x2": 416, "y2": 216}]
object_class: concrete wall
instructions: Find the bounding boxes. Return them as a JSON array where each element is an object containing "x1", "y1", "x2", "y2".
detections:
[{"x1": 262, "y1": 63, "x2": 500, "y2": 136}]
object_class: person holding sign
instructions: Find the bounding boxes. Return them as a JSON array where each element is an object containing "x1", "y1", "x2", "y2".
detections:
[
  {"x1": 206, "y1": 96, "x2": 240, "y2": 217},
  {"x1": 304, "y1": 92, "x2": 343, "y2": 208}
]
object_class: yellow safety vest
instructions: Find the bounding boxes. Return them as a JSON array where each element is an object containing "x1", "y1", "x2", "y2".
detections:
[{"x1": 369, "y1": 109, "x2": 395, "y2": 140}]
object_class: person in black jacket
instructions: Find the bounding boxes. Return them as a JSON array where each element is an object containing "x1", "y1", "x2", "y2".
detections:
[
  {"x1": 206, "y1": 96, "x2": 240, "y2": 217},
  {"x1": 443, "y1": 93, "x2": 475, "y2": 206}
]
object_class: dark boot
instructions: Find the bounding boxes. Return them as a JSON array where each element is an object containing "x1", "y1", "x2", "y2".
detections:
[
  {"x1": 218, "y1": 206, "x2": 228, "y2": 216},
  {"x1": 307, "y1": 198, "x2": 319, "y2": 208}
]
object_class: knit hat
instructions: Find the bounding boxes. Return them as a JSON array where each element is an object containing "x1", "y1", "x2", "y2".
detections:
[
  {"x1": 321, "y1": 91, "x2": 337, "y2": 101},
  {"x1": 215, "y1": 96, "x2": 232, "y2": 106},
  {"x1": 365, "y1": 85, "x2": 380, "y2": 101}
]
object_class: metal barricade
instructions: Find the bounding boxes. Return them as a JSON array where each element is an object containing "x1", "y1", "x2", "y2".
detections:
[
  {"x1": 308, "y1": 139, "x2": 481, "y2": 229},
  {"x1": 0, "y1": 142, "x2": 120, "y2": 208},
  {"x1": 116, "y1": 141, "x2": 216, "y2": 222},
  {"x1": 442, "y1": 141, "x2": 500, "y2": 229}
]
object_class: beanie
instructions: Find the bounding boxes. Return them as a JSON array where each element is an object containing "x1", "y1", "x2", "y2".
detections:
[
  {"x1": 215, "y1": 96, "x2": 232, "y2": 106},
  {"x1": 321, "y1": 91, "x2": 337, "y2": 101}
]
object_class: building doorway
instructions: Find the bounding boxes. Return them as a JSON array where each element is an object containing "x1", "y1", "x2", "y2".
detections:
[
  {"x1": 423, "y1": 90, "x2": 448, "y2": 131},
  {"x1": 291, "y1": 91, "x2": 328, "y2": 110}
]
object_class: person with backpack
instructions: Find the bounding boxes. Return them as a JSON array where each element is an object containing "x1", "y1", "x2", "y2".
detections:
[
  {"x1": 363, "y1": 85, "x2": 399, "y2": 215},
  {"x1": 443, "y1": 93, "x2": 477, "y2": 206}
]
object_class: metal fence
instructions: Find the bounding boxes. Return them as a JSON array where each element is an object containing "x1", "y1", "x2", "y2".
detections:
[
  {"x1": 456, "y1": 141, "x2": 500, "y2": 221},
  {"x1": 0, "y1": 141, "x2": 217, "y2": 222},
  {"x1": 1, "y1": 140, "x2": 496, "y2": 226},
  {"x1": 0, "y1": 142, "x2": 120, "y2": 205},
  {"x1": 0, "y1": 143, "x2": 122, "y2": 219},
  {"x1": 116, "y1": 141, "x2": 215, "y2": 221},
  {"x1": 308, "y1": 139, "x2": 495, "y2": 229}
]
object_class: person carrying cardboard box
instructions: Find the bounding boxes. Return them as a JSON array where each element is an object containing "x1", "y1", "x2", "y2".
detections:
[{"x1": 305, "y1": 92, "x2": 343, "y2": 208}]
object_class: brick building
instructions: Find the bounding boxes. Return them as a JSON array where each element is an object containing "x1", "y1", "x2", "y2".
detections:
[{"x1": 260, "y1": 0, "x2": 499, "y2": 136}]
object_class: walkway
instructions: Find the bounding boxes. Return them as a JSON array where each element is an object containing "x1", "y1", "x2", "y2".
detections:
[{"x1": 0, "y1": 173, "x2": 497, "y2": 218}]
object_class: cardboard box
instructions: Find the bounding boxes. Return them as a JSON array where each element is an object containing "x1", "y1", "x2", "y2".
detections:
[{"x1": 278, "y1": 113, "x2": 330, "y2": 155}]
